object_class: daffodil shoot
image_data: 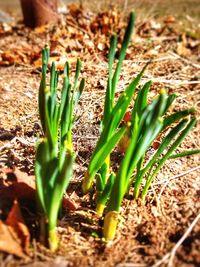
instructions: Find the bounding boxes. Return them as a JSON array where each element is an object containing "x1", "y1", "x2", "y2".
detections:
[
  {"x1": 35, "y1": 47, "x2": 84, "y2": 251},
  {"x1": 103, "y1": 87, "x2": 197, "y2": 241}
]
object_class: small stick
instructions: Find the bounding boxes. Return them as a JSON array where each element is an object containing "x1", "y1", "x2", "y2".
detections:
[
  {"x1": 151, "y1": 165, "x2": 200, "y2": 186},
  {"x1": 157, "y1": 166, "x2": 200, "y2": 200},
  {"x1": 169, "y1": 51, "x2": 200, "y2": 69},
  {"x1": 152, "y1": 213, "x2": 200, "y2": 267},
  {"x1": 152, "y1": 252, "x2": 170, "y2": 267},
  {"x1": 168, "y1": 213, "x2": 200, "y2": 266}
]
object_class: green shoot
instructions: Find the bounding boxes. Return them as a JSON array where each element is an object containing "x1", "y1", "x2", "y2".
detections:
[
  {"x1": 35, "y1": 47, "x2": 84, "y2": 251},
  {"x1": 103, "y1": 88, "x2": 198, "y2": 241},
  {"x1": 140, "y1": 118, "x2": 197, "y2": 200},
  {"x1": 168, "y1": 149, "x2": 200, "y2": 159},
  {"x1": 96, "y1": 173, "x2": 116, "y2": 216},
  {"x1": 82, "y1": 12, "x2": 148, "y2": 202}
]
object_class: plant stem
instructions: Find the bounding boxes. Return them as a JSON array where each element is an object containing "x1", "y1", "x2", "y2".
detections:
[
  {"x1": 104, "y1": 155, "x2": 110, "y2": 183},
  {"x1": 103, "y1": 211, "x2": 119, "y2": 241},
  {"x1": 82, "y1": 170, "x2": 93, "y2": 194},
  {"x1": 96, "y1": 203, "x2": 106, "y2": 216},
  {"x1": 48, "y1": 206, "x2": 59, "y2": 251},
  {"x1": 48, "y1": 226, "x2": 58, "y2": 252}
]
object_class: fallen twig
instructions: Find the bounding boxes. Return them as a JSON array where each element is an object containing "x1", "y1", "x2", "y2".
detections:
[
  {"x1": 152, "y1": 213, "x2": 200, "y2": 267},
  {"x1": 157, "y1": 166, "x2": 200, "y2": 200}
]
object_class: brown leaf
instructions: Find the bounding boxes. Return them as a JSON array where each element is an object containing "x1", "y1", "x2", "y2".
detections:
[
  {"x1": 63, "y1": 192, "x2": 80, "y2": 211},
  {"x1": 123, "y1": 111, "x2": 131, "y2": 124},
  {"x1": 0, "y1": 45, "x2": 40, "y2": 66},
  {"x1": 164, "y1": 15, "x2": 176, "y2": 24},
  {"x1": 152, "y1": 135, "x2": 161, "y2": 150},
  {"x1": 13, "y1": 168, "x2": 36, "y2": 190},
  {"x1": 152, "y1": 140, "x2": 161, "y2": 150},
  {"x1": 0, "y1": 168, "x2": 35, "y2": 200},
  {"x1": 0, "y1": 51, "x2": 15, "y2": 65},
  {"x1": 6, "y1": 200, "x2": 30, "y2": 254},
  {"x1": 0, "y1": 168, "x2": 78, "y2": 211},
  {"x1": 117, "y1": 131, "x2": 130, "y2": 154},
  {"x1": 0, "y1": 220, "x2": 27, "y2": 259},
  {"x1": 14, "y1": 168, "x2": 35, "y2": 199},
  {"x1": 68, "y1": 3, "x2": 82, "y2": 17}
]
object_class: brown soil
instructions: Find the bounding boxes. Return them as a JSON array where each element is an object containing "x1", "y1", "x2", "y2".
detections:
[{"x1": 0, "y1": 2, "x2": 200, "y2": 267}]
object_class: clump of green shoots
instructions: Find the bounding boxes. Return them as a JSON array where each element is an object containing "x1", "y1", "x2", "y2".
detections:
[
  {"x1": 35, "y1": 47, "x2": 85, "y2": 251},
  {"x1": 103, "y1": 86, "x2": 198, "y2": 241},
  {"x1": 81, "y1": 13, "x2": 148, "y2": 216},
  {"x1": 77, "y1": 11, "x2": 199, "y2": 240}
]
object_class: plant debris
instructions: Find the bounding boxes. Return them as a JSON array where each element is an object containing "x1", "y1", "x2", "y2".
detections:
[{"x1": 0, "y1": 200, "x2": 30, "y2": 259}]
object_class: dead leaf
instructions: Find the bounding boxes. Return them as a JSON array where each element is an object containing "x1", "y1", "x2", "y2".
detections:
[
  {"x1": 117, "y1": 131, "x2": 130, "y2": 154},
  {"x1": 0, "y1": 168, "x2": 79, "y2": 211},
  {"x1": 164, "y1": 15, "x2": 176, "y2": 24},
  {"x1": 6, "y1": 200, "x2": 30, "y2": 254},
  {"x1": 63, "y1": 192, "x2": 80, "y2": 211},
  {"x1": 0, "y1": 220, "x2": 27, "y2": 259},
  {"x1": 13, "y1": 168, "x2": 36, "y2": 191},
  {"x1": 123, "y1": 111, "x2": 131, "y2": 124},
  {"x1": 152, "y1": 140, "x2": 161, "y2": 150},
  {"x1": 152, "y1": 135, "x2": 161, "y2": 150},
  {"x1": 0, "y1": 44, "x2": 40, "y2": 66},
  {"x1": 0, "y1": 168, "x2": 36, "y2": 200},
  {"x1": 34, "y1": 25, "x2": 48, "y2": 34},
  {"x1": 68, "y1": 3, "x2": 82, "y2": 17},
  {"x1": 0, "y1": 51, "x2": 15, "y2": 65},
  {"x1": 0, "y1": 167, "x2": 35, "y2": 200},
  {"x1": 90, "y1": 9, "x2": 120, "y2": 34}
]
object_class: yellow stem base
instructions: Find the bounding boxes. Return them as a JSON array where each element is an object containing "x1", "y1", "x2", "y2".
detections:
[
  {"x1": 82, "y1": 171, "x2": 92, "y2": 194},
  {"x1": 104, "y1": 155, "x2": 110, "y2": 183},
  {"x1": 103, "y1": 211, "x2": 119, "y2": 241},
  {"x1": 48, "y1": 228, "x2": 58, "y2": 252},
  {"x1": 96, "y1": 203, "x2": 105, "y2": 217}
]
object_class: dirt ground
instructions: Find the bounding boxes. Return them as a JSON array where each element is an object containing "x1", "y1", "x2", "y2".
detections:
[{"x1": 0, "y1": 1, "x2": 200, "y2": 267}]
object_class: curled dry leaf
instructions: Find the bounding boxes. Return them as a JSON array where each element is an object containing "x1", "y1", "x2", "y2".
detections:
[
  {"x1": 0, "y1": 167, "x2": 79, "y2": 211},
  {"x1": 6, "y1": 200, "x2": 30, "y2": 255},
  {"x1": 0, "y1": 220, "x2": 28, "y2": 259},
  {"x1": 0, "y1": 168, "x2": 35, "y2": 200}
]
